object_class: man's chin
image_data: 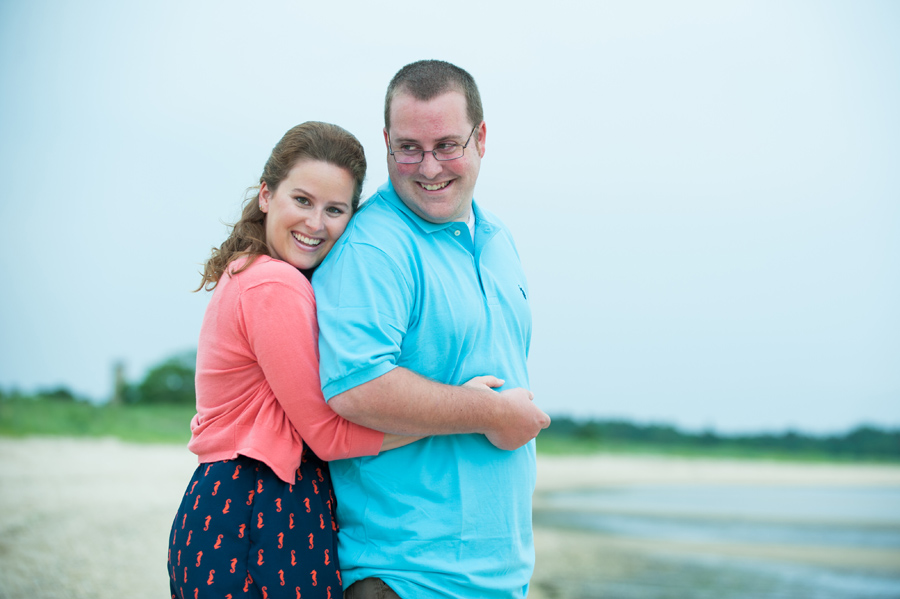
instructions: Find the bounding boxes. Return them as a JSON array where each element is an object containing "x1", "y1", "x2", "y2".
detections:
[
  {"x1": 400, "y1": 196, "x2": 459, "y2": 224},
  {"x1": 422, "y1": 207, "x2": 466, "y2": 224}
]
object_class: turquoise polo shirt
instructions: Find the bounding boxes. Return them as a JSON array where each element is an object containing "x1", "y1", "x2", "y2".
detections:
[{"x1": 313, "y1": 181, "x2": 536, "y2": 599}]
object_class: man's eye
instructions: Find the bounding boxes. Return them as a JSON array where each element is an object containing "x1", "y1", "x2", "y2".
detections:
[
  {"x1": 399, "y1": 145, "x2": 422, "y2": 154},
  {"x1": 436, "y1": 142, "x2": 459, "y2": 152}
]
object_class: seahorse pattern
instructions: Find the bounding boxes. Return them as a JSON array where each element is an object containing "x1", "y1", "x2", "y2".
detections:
[{"x1": 167, "y1": 452, "x2": 341, "y2": 598}]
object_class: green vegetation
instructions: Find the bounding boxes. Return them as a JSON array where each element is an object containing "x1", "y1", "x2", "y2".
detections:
[
  {"x1": 2, "y1": 351, "x2": 898, "y2": 461},
  {"x1": 3, "y1": 390, "x2": 898, "y2": 461},
  {"x1": 124, "y1": 350, "x2": 197, "y2": 405},
  {"x1": 537, "y1": 416, "x2": 900, "y2": 462},
  {"x1": 0, "y1": 395, "x2": 195, "y2": 443},
  {"x1": 0, "y1": 392, "x2": 195, "y2": 444},
  {"x1": 0, "y1": 351, "x2": 197, "y2": 444}
]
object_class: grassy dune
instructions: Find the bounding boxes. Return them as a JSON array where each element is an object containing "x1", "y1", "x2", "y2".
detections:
[
  {"x1": 2, "y1": 397, "x2": 897, "y2": 463},
  {"x1": 0, "y1": 397, "x2": 194, "y2": 444}
]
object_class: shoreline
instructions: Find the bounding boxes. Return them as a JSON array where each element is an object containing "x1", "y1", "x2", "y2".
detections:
[
  {"x1": 535, "y1": 453, "x2": 900, "y2": 492},
  {"x1": 530, "y1": 453, "x2": 900, "y2": 599}
]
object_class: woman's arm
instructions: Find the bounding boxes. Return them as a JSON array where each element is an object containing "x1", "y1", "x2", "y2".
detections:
[
  {"x1": 381, "y1": 434, "x2": 421, "y2": 451},
  {"x1": 241, "y1": 275, "x2": 391, "y2": 460}
]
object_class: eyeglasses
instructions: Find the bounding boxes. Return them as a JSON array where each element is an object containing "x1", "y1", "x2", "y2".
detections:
[{"x1": 388, "y1": 125, "x2": 478, "y2": 164}]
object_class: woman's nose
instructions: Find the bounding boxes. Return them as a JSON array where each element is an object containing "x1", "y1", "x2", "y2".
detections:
[{"x1": 306, "y1": 210, "x2": 324, "y2": 231}]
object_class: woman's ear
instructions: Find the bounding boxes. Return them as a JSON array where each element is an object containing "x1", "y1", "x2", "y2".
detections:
[{"x1": 259, "y1": 183, "x2": 270, "y2": 213}]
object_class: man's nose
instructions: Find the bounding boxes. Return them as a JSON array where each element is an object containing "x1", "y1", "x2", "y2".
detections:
[{"x1": 418, "y1": 152, "x2": 442, "y2": 178}]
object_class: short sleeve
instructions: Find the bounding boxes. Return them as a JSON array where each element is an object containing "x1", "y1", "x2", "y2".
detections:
[{"x1": 313, "y1": 241, "x2": 414, "y2": 399}]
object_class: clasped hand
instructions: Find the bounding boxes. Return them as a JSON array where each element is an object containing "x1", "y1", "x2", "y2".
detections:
[{"x1": 463, "y1": 375, "x2": 551, "y2": 451}]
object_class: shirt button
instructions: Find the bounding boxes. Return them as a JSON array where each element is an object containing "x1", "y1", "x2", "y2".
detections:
[{"x1": 454, "y1": 229, "x2": 461, "y2": 236}]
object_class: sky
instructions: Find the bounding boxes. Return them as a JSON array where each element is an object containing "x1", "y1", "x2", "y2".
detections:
[{"x1": 1, "y1": 0, "x2": 897, "y2": 434}]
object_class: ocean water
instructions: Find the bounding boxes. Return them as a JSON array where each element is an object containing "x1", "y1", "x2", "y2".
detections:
[
  {"x1": 540, "y1": 485, "x2": 900, "y2": 547},
  {"x1": 534, "y1": 485, "x2": 900, "y2": 599}
]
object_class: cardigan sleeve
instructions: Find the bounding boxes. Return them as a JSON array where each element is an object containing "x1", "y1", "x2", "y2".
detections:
[{"x1": 239, "y1": 273, "x2": 384, "y2": 461}]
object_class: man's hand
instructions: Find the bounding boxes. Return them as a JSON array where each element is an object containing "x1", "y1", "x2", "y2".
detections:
[
  {"x1": 482, "y1": 387, "x2": 551, "y2": 451},
  {"x1": 329, "y1": 368, "x2": 549, "y2": 448},
  {"x1": 462, "y1": 376, "x2": 550, "y2": 450}
]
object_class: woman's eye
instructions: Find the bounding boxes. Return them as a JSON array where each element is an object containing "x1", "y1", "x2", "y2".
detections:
[
  {"x1": 326, "y1": 207, "x2": 344, "y2": 215},
  {"x1": 295, "y1": 196, "x2": 311, "y2": 205}
]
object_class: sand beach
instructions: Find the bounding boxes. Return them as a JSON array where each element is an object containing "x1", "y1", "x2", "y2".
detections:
[{"x1": 1, "y1": 438, "x2": 899, "y2": 598}]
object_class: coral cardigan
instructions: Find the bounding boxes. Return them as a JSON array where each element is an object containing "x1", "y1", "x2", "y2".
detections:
[{"x1": 187, "y1": 255, "x2": 383, "y2": 483}]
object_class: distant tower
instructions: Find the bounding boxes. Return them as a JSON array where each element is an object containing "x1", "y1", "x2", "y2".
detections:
[{"x1": 111, "y1": 361, "x2": 126, "y2": 405}]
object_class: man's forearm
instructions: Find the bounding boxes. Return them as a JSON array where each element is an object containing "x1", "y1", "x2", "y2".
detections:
[
  {"x1": 328, "y1": 367, "x2": 494, "y2": 435},
  {"x1": 328, "y1": 367, "x2": 550, "y2": 450}
]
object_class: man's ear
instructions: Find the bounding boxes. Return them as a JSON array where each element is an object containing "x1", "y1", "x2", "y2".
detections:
[{"x1": 476, "y1": 121, "x2": 487, "y2": 158}]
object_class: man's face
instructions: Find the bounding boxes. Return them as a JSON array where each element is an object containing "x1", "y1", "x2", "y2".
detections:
[{"x1": 384, "y1": 90, "x2": 486, "y2": 224}]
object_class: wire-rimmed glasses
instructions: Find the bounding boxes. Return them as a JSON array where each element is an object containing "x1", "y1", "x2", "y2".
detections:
[{"x1": 388, "y1": 124, "x2": 478, "y2": 164}]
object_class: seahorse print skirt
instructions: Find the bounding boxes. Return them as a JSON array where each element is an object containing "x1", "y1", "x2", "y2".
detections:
[{"x1": 167, "y1": 452, "x2": 342, "y2": 599}]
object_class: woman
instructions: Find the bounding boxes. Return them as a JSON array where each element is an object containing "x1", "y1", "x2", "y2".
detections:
[{"x1": 167, "y1": 122, "x2": 416, "y2": 599}]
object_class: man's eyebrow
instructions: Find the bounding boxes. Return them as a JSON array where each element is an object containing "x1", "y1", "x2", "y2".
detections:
[{"x1": 392, "y1": 133, "x2": 466, "y2": 144}]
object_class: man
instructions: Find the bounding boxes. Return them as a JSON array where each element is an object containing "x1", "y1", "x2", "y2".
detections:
[{"x1": 313, "y1": 60, "x2": 549, "y2": 599}]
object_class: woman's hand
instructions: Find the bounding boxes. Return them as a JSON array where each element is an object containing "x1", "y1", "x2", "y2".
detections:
[{"x1": 462, "y1": 375, "x2": 505, "y2": 393}]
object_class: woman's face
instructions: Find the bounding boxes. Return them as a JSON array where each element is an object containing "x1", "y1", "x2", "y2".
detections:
[{"x1": 259, "y1": 159, "x2": 355, "y2": 271}]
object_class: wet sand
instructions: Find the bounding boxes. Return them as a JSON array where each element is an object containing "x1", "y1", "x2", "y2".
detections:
[
  {"x1": 530, "y1": 455, "x2": 900, "y2": 599},
  {"x1": 1, "y1": 438, "x2": 899, "y2": 598}
]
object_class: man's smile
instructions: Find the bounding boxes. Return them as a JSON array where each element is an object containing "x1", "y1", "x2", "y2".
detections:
[{"x1": 418, "y1": 181, "x2": 451, "y2": 192}]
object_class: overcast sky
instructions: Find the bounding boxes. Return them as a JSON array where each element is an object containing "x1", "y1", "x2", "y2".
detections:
[{"x1": 1, "y1": 0, "x2": 897, "y2": 433}]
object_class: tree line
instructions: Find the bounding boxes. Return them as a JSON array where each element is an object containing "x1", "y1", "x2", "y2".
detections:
[
  {"x1": 0, "y1": 350, "x2": 197, "y2": 406},
  {"x1": 2, "y1": 351, "x2": 897, "y2": 461},
  {"x1": 543, "y1": 416, "x2": 900, "y2": 461}
]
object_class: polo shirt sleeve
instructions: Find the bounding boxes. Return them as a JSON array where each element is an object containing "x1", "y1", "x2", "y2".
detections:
[
  {"x1": 314, "y1": 241, "x2": 413, "y2": 400},
  {"x1": 240, "y1": 275, "x2": 384, "y2": 460}
]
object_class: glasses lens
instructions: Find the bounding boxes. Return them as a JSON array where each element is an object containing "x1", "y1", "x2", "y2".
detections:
[
  {"x1": 395, "y1": 152, "x2": 423, "y2": 164},
  {"x1": 434, "y1": 145, "x2": 464, "y2": 161}
]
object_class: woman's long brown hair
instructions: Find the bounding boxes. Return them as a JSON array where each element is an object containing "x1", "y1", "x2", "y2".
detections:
[{"x1": 196, "y1": 121, "x2": 366, "y2": 291}]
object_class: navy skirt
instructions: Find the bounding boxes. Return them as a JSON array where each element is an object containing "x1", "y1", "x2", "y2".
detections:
[{"x1": 168, "y1": 451, "x2": 343, "y2": 599}]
